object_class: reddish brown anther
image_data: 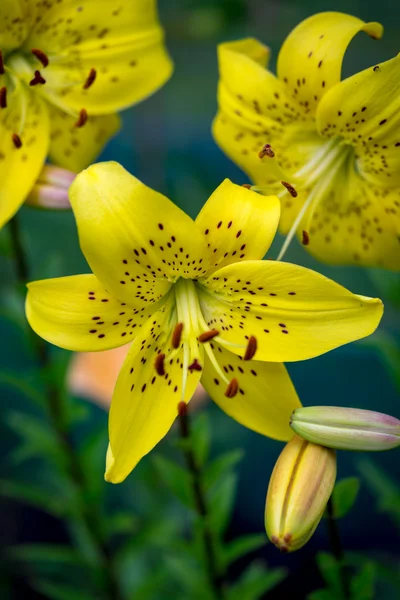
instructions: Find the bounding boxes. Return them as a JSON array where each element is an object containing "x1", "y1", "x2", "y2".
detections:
[
  {"x1": 242, "y1": 183, "x2": 252, "y2": 189},
  {"x1": 83, "y1": 68, "x2": 97, "y2": 90},
  {"x1": 154, "y1": 352, "x2": 165, "y2": 376},
  {"x1": 281, "y1": 181, "x2": 298, "y2": 198},
  {"x1": 172, "y1": 322, "x2": 183, "y2": 348},
  {"x1": 225, "y1": 378, "x2": 239, "y2": 398},
  {"x1": 244, "y1": 335, "x2": 257, "y2": 360},
  {"x1": 75, "y1": 108, "x2": 88, "y2": 128},
  {"x1": 0, "y1": 50, "x2": 4, "y2": 75},
  {"x1": 302, "y1": 230, "x2": 310, "y2": 246},
  {"x1": 0, "y1": 86, "x2": 6, "y2": 108},
  {"x1": 31, "y1": 48, "x2": 49, "y2": 68},
  {"x1": 177, "y1": 401, "x2": 187, "y2": 417},
  {"x1": 198, "y1": 329, "x2": 219, "y2": 343},
  {"x1": 188, "y1": 359, "x2": 202, "y2": 371},
  {"x1": 12, "y1": 133, "x2": 22, "y2": 148},
  {"x1": 29, "y1": 70, "x2": 46, "y2": 86},
  {"x1": 258, "y1": 143, "x2": 275, "y2": 158}
]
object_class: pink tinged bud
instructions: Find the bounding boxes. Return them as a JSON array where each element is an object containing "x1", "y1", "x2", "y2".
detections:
[
  {"x1": 265, "y1": 435, "x2": 336, "y2": 553},
  {"x1": 290, "y1": 406, "x2": 400, "y2": 452},
  {"x1": 25, "y1": 166, "x2": 76, "y2": 210}
]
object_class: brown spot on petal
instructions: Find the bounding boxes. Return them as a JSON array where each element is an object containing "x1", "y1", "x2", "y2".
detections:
[{"x1": 244, "y1": 336, "x2": 257, "y2": 360}]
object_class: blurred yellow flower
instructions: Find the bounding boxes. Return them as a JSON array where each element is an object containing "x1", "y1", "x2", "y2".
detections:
[
  {"x1": 27, "y1": 162, "x2": 382, "y2": 482},
  {"x1": 0, "y1": 0, "x2": 173, "y2": 227},
  {"x1": 213, "y1": 12, "x2": 400, "y2": 270}
]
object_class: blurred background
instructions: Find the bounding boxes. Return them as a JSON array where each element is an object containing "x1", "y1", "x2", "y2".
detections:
[{"x1": 0, "y1": 0, "x2": 399, "y2": 598}]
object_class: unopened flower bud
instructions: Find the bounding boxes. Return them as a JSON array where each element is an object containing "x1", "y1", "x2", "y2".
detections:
[
  {"x1": 25, "y1": 165, "x2": 76, "y2": 210},
  {"x1": 265, "y1": 435, "x2": 336, "y2": 552},
  {"x1": 290, "y1": 406, "x2": 400, "y2": 452}
]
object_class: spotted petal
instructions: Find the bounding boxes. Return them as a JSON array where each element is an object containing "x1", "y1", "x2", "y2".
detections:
[
  {"x1": 48, "y1": 104, "x2": 120, "y2": 172},
  {"x1": 201, "y1": 343, "x2": 300, "y2": 441},
  {"x1": 0, "y1": 82, "x2": 49, "y2": 228},
  {"x1": 69, "y1": 162, "x2": 208, "y2": 306},
  {"x1": 0, "y1": 0, "x2": 34, "y2": 52},
  {"x1": 195, "y1": 180, "x2": 280, "y2": 274},
  {"x1": 277, "y1": 12, "x2": 383, "y2": 117},
  {"x1": 317, "y1": 54, "x2": 400, "y2": 187},
  {"x1": 198, "y1": 260, "x2": 383, "y2": 362},
  {"x1": 106, "y1": 298, "x2": 203, "y2": 483},
  {"x1": 26, "y1": 274, "x2": 156, "y2": 351},
  {"x1": 24, "y1": 0, "x2": 173, "y2": 115}
]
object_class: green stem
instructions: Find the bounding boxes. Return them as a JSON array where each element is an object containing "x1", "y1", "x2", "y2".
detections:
[
  {"x1": 326, "y1": 496, "x2": 350, "y2": 598},
  {"x1": 177, "y1": 402, "x2": 225, "y2": 599},
  {"x1": 8, "y1": 214, "x2": 122, "y2": 600}
]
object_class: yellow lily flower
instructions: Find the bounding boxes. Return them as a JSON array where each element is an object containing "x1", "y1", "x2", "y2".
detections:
[
  {"x1": 213, "y1": 12, "x2": 400, "y2": 270},
  {"x1": 26, "y1": 162, "x2": 383, "y2": 483},
  {"x1": 0, "y1": 0, "x2": 173, "y2": 228}
]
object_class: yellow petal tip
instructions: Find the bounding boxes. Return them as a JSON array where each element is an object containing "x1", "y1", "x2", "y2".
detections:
[{"x1": 363, "y1": 21, "x2": 384, "y2": 41}]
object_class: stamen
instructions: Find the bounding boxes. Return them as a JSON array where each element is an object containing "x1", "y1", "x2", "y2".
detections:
[
  {"x1": 302, "y1": 230, "x2": 310, "y2": 246},
  {"x1": 258, "y1": 143, "x2": 275, "y2": 158},
  {"x1": 12, "y1": 133, "x2": 22, "y2": 148},
  {"x1": 188, "y1": 359, "x2": 202, "y2": 371},
  {"x1": 172, "y1": 322, "x2": 183, "y2": 348},
  {"x1": 0, "y1": 87, "x2": 6, "y2": 108},
  {"x1": 154, "y1": 352, "x2": 165, "y2": 376},
  {"x1": 198, "y1": 329, "x2": 219, "y2": 343},
  {"x1": 244, "y1": 336, "x2": 257, "y2": 360},
  {"x1": 0, "y1": 50, "x2": 4, "y2": 75},
  {"x1": 83, "y1": 68, "x2": 97, "y2": 89},
  {"x1": 31, "y1": 49, "x2": 49, "y2": 68},
  {"x1": 177, "y1": 401, "x2": 187, "y2": 417},
  {"x1": 29, "y1": 70, "x2": 46, "y2": 86},
  {"x1": 281, "y1": 181, "x2": 298, "y2": 198},
  {"x1": 225, "y1": 378, "x2": 239, "y2": 398},
  {"x1": 75, "y1": 108, "x2": 88, "y2": 128},
  {"x1": 242, "y1": 183, "x2": 252, "y2": 189}
]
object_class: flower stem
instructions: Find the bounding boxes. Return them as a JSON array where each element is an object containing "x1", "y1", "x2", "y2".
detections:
[
  {"x1": 326, "y1": 496, "x2": 350, "y2": 598},
  {"x1": 8, "y1": 214, "x2": 122, "y2": 600},
  {"x1": 177, "y1": 402, "x2": 225, "y2": 599}
]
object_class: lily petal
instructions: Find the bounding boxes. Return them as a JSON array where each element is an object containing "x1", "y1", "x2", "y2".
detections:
[
  {"x1": 69, "y1": 162, "x2": 208, "y2": 305},
  {"x1": 26, "y1": 274, "x2": 156, "y2": 351},
  {"x1": 317, "y1": 55, "x2": 400, "y2": 187},
  {"x1": 106, "y1": 298, "x2": 203, "y2": 483},
  {"x1": 198, "y1": 260, "x2": 383, "y2": 362},
  {"x1": 201, "y1": 342, "x2": 300, "y2": 441},
  {"x1": 48, "y1": 104, "x2": 121, "y2": 172},
  {"x1": 24, "y1": 0, "x2": 173, "y2": 115},
  {"x1": 277, "y1": 12, "x2": 383, "y2": 117},
  {"x1": 195, "y1": 179, "x2": 280, "y2": 274},
  {"x1": 0, "y1": 83, "x2": 49, "y2": 228},
  {"x1": 0, "y1": 1, "x2": 33, "y2": 52}
]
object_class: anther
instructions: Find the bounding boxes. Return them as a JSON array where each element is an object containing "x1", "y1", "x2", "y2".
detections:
[
  {"x1": 83, "y1": 68, "x2": 97, "y2": 90},
  {"x1": 188, "y1": 359, "x2": 202, "y2": 371},
  {"x1": 75, "y1": 108, "x2": 88, "y2": 128},
  {"x1": 0, "y1": 50, "x2": 4, "y2": 75},
  {"x1": 302, "y1": 230, "x2": 310, "y2": 246},
  {"x1": 244, "y1": 335, "x2": 257, "y2": 360},
  {"x1": 198, "y1": 329, "x2": 219, "y2": 343},
  {"x1": 258, "y1": 143, "x2": 275, "y2": 158},
  {"x1": 177, "y1": 401, "x2": 187, "y2": 417},
  {"x1": 29, "y1": 70, "x2": 46, "y2": 86},
  {"x1": 242, "y1": 183, "x2": 252, "y2": 189},
  {"x1": 12, "y1": 133, "x2": 22, "y2": 149},
  {"x1": 281, "y1": 181, "x2": 298, "y2": 198},
  {"x1": 0, "y1": 87, "x2": 6, "y2": 108},
  {"x1": 172, "y1": 322, "x2": 183, "y2": 348},
  {"x1": 224, "y1": 378, "x2": 239, "y2": 398},
  {"x1": 31, "y1": 49, "x2": 49, "y2": 68},
  {"x1": 154, "y1": 352, "x2": 165, "y2": 376}
]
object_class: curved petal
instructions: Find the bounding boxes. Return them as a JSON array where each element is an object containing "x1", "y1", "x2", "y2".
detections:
[
  {"x1": 201, "y1": 343, "x2": 300, "y2": 441},
  {"x1": 195, "y1": 179, "x2": 280, "y2": 274},
  {"x1": 317, "y1": 54, "x2": 400, "y2": 187},
  {"x1": 24, "y1": 0, "x2": 173, "y2": 115},
  {"x1": 197, "y1": 260, "x2": 383, "y2": 362},
  {"x1": 69, "y1": 162, "x2": 208, "y2": 305},
  {"x1": 26, "y1": 274, "x2": 157, "y2": 351},
  {"x1": 106, "y1": 298, "x2": 203, "y2": 483},
  {"x1": 277, "y1": 12, "x2": 383, "y2": 117},
  {"x1": 0, "y1": 1, "x2": 34, "y2": 52},
  {"x1": 0, "y1": 83, "x2": 49, "y2": 228},
  {"x1": 48, "y1": 104, "x2": 120, "y2": 172}
]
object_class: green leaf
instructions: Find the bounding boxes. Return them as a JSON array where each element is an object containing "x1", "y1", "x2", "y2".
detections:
[
  {"x1": 357, "y1": 459, "x2": 400, "y2": 528},
  {"x1": 105, "y1": 512, "x2": 139, "y2": 536},
  {"x1": 204, "y1": 449, "x2": 244, "y2": 490},
  {"x1": 0, "y1": 480, "x2": 66, "y2": 517},
  {"x1": 151, "y1": 454, "x2": 194, "y2": 508},
  {"x1": 32, "y1": 579, "x2": 96, "y2": 600},
  {"x1": 191, "y1": 412, "x2": 211, "y2": 467},
  {"x1": 350, "y1": 562, "x2": 376, "y2": 600},
  {"x1": 0, "y1": 371, "x2": 45, "y2": 408},
  {"x1": 316, "y1": 552, "x2": 342, "y2": 595},
  {"x1": 228, "y1": 561, "x2": 287, "y2": 600},
  {"x1": 308, "y1": 590, "x2": 339, "y2": 600},
  {"x1": 208, "y1": 473, "x2": 237, "y2": 535},
  {"x1": 222, "y1": 533, "x2": 267, "y2": 568},
  {"x1": 329, "y1": 478, "x2": 360, "y2": 519},
  {"x1": 8, "y1": 545, "x2": 83, "y2": 566}
]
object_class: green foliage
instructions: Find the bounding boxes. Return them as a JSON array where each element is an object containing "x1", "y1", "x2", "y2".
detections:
[
  {"x1": 327, "y1": 477, "x2": 361, "y2": 519},
  {"x1": 357, "y1": 459, "x2": 400, "y2": 528},
  {"x1": 310, "y1": 552, "x2": 377, "y2": 600},
  {"x1": 227, "y1": 560, "x2": 287, "y2": 600}
]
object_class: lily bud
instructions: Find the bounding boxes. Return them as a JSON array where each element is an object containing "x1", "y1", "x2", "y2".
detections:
[
  {"x1": 265, "y1": 435, "x2": 336, "y2": 552},
  {"x1": 290, "y1": 406, "x2": 400, "y2": 452},
  {"x1": 25, "y1": 165, "x2": 76, "y2": 210}
]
